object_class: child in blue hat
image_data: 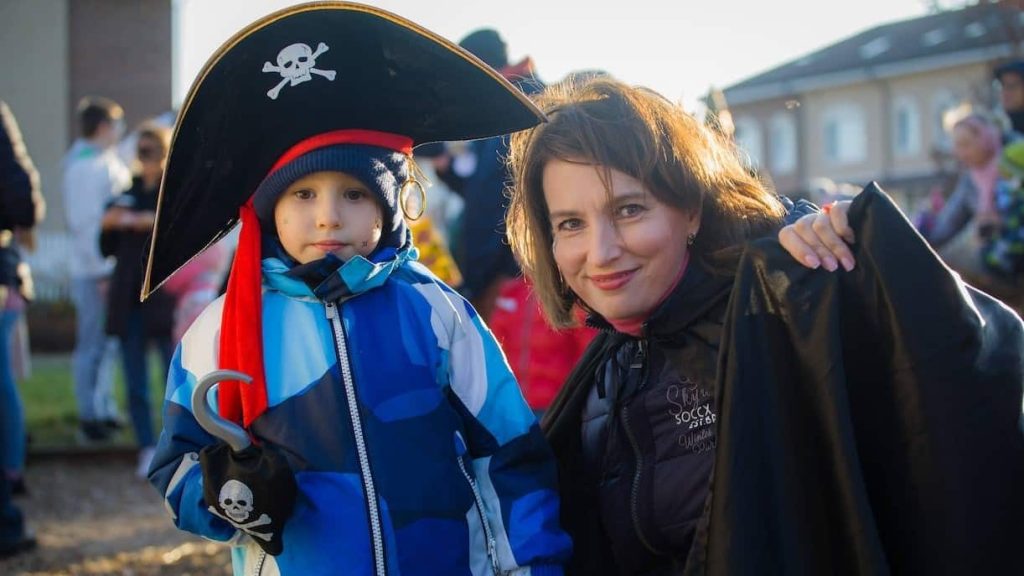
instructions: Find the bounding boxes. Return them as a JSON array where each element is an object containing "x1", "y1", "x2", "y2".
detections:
[{"x1": 144, "y1": 4, "x2": 571, "y2": 574}]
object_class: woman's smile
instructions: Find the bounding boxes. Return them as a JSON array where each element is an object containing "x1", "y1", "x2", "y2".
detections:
[{"x1": 587, "y1": 268, "x2": 639, "y2": 291}]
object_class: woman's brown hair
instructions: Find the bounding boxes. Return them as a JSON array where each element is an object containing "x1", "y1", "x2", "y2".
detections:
[{"x1": 506, "y1": 77, "x2": 786, "y2": 327}]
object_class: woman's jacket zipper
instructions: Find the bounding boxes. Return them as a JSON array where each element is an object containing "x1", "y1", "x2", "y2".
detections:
[{"x1": 620, "y1": 338, "x2": 666, "y2": 556}]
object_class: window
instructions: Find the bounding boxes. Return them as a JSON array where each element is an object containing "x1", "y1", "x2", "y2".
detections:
[
  {"x1": 859, "y1": 37, "x2": 890, "y2": 60},
  {"x1": 892, "y1": 97, "x2": 921, "y2": 156},
  {"x1": 822, "y1": 104, "x2": 866, "y2": 164},
  {"x1": 923, "y1": 28, "x2": 947, "y2": 47},
  {"x1": 768, "y1": 112, "x2": 797, "y2": 174},
  {"x1": 932, "y1": 90, "x2": 959, "y2": 151},
  {"x1": 733, "y1": 117, "x2": 763, "y2": 169},
  {"x1": 965, "y1": 22, "x2": 987, "y2": 39}
]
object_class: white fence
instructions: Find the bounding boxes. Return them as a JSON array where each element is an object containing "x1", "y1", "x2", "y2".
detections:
[{"x1": 24, "y1": 230, "x2": 72, "y2": 302}]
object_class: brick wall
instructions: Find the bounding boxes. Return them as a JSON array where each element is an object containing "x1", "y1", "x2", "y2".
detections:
[{"x1": 68, "y1": 0, "x2": 172, "y2": 140}]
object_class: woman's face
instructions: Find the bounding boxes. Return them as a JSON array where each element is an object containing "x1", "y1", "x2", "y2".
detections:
[
  {"x1": 953, "y1": 124, "x2": 993, "y2": 168},
  {"x1": 274, "y1": 171, "x2": 383, "y2": 264},
  {"x1": 543, "y1": 159, "x2": 698, "y2": 323}
]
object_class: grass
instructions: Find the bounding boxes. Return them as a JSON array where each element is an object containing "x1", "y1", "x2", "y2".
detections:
[{"x1": 19, "y1": 352, "x2": 167, "y2": 448}]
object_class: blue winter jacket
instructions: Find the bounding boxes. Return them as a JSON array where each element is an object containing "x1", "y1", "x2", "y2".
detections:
[{"x1": 148, "y1": 246, "x2": 572, "y2": 575}]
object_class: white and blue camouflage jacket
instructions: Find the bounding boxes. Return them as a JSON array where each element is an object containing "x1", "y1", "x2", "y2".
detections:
[{"x1": 148, "y1": 245, "x2": 572, "y2": 575}]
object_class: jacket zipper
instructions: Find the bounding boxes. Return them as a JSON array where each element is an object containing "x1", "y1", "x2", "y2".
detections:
[
  {"x1": 252, "y1": 549, "x2": 266, "y2": 576},
  {"x1": 454, "y1": 431, "x2": 500, "y2": 575},
  {"x1": 620, "y1": 339, "x2": 666, "y2": 556},
  {"x1": 326, "y1": 302, "x2": 387, "y2": 575}
]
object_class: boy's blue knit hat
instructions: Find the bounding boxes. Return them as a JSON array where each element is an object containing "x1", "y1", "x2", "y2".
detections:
[{"x1": 252, "y1": 138, "x2": 411, "y2": 251}]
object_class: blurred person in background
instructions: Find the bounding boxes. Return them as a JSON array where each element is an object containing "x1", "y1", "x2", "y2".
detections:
[
  {"x1": 63, "y1": 96, "x2": 131, "y2": 443},
  {"x1": 405, "y1": 142, "x2": 464, "y2": 287},
  {"x1": 0, "y1": 99, "x2": 40, "y2": 557},
  {"x1": 927, "y1": 113, "x2": 1004, "y2": 285},
  {"x1": 100, "y1": 124, "x2": 175, "y2": 478},
  {"x1": 117, "y1": 109, "x2": 176, "y2": 168},
  {"x1": 977, "y1": 140, "x2": 1024, "y2": 284},
  {"x1": 455, "y1": 27, "x2": 544, "y2": 320},
  {"x1": 161, "y1": 239, "x2": 230, "y2": 344},
  {"x1": 0, "y1": 101, "x2": 44, "y2": 496},
  {"x1": 995, "y1": 60, "x2": 1024, "y2": 137},
  {"x1": 413, "y1": 142, "x2": 463, "y2": 242}
]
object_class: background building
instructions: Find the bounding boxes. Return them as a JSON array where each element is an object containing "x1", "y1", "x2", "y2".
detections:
[{"x1": 722, "y1": 3, "x2": 1024, "y2": 207}]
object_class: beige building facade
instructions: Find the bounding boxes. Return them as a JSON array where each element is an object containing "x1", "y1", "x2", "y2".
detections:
[{"x1": 724, "y1": 6, "x2": 1018, "y2": 208}]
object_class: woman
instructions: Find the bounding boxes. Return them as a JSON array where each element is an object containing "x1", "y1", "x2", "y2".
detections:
[
  {"x1": 100, "y1": 124, "x2": 175, "y2": 478},
  {"x1": 506, "y1": 78, "x2": 804, "y2": 574},
  {"x1": 506, "y1": 79, "x2": 1023, "y2": 574}
]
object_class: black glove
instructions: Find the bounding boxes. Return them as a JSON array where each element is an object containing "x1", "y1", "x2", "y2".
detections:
[{"x1": 200, "y1": 442, "x2": 298, "y2": 556}]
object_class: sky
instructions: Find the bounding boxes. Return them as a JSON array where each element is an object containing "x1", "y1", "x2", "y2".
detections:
[{"x1": 176, "y1": 0, "x2": 934, "y2": 112}]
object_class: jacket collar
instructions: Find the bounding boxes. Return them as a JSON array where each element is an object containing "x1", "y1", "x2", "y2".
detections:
[
  {"x1": 262, "y1": 243, "x2": 418, "y2": 302},
  {"x1": 586, "y1": 261, "x2": 733, "y2": 342}
]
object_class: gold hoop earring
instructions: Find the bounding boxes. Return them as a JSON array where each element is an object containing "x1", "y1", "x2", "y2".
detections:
[{"x1": 400, "y1": 179, "x2": 427, "y2": 221}]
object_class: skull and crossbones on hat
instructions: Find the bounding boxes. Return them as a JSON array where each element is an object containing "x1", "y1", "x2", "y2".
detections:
[{"x1": 262, "y1": 42, "x2": 337, "y2": 100}]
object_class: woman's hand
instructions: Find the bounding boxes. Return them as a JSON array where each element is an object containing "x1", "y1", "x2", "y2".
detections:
[{"x1": 778, "y1": 201, "x2": 856, "y2": 271}]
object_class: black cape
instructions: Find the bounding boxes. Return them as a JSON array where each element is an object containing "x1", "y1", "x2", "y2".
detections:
[{"x1": 687, "y1": 183, "x2": 1024, "y2": 574}]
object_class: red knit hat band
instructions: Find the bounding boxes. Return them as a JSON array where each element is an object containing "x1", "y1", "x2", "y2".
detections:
[{"x1": 270, "y1": 129, "x2": 414, "y2": 173}]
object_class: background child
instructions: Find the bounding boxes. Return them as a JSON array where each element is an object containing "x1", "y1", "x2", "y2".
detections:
[
  {"x1": 143, "y1": 4, "x2": 570, "y2": 574},
  {"x1": 983, "y1": 139, "x2": 1024, "y2": 278}
]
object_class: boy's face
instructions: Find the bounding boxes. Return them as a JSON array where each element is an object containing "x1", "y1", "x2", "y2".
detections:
[{"x1": 274, "y1": 171, "x2": 384, "y2": 264}]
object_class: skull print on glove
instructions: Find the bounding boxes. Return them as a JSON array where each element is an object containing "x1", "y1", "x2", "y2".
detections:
[{"x1": 201, "y1": 442, "x2": 298, "y2": 556}]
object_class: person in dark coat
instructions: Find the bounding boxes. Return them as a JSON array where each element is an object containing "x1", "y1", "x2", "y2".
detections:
[
  {"x1": 995, "y1": 59, "x2": 1024, "y2": 136},
  {"x1": 99, "y1": 123, "x2": 175, "y2": 478},
  {"x1": 454, "y1": 28, "x2": 544, "y2": 320},
  {"x1": 0, "y1": 100, "x2": 44, "y2": 495},
  {"x1": 505, "y1": 77, "x2": 1024, "y2": 574},
  {"x1": 0, "y1": 100, "x2": 40, "y2": 558}
]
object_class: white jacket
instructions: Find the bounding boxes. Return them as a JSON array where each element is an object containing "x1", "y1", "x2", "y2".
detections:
[{"x1": 61, "y1": 139, "x2": 131, "y2": 278}]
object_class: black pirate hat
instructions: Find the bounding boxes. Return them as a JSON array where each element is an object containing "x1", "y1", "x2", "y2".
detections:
[
  {"x1": 142, "y1": 1, "x2": 543, "y2": 298},
  {"x1": 143, "y1": 2, "x2": 545, "y2": 429}
]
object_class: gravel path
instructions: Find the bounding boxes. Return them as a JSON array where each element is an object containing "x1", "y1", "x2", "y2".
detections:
[{"x1": 0, "y1": 458, "x2": 231, "y2": 575}]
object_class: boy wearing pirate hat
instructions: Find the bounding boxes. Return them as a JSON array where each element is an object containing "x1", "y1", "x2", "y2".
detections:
[{"x1": 143, "y1": 4, "x2": 570, "y2": 574}]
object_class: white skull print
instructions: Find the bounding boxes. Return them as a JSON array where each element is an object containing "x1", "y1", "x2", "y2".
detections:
[
  {"x1": 218, "y1": 479, "x2": 255, "y2": 523},
  {"x1": 262, "y1": 41, "x2": 337, "y2": 99}
]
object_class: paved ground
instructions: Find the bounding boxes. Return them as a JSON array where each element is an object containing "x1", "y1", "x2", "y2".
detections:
[{"x1": 0, "y1": 458, "x2": 231, "y2": 575}]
